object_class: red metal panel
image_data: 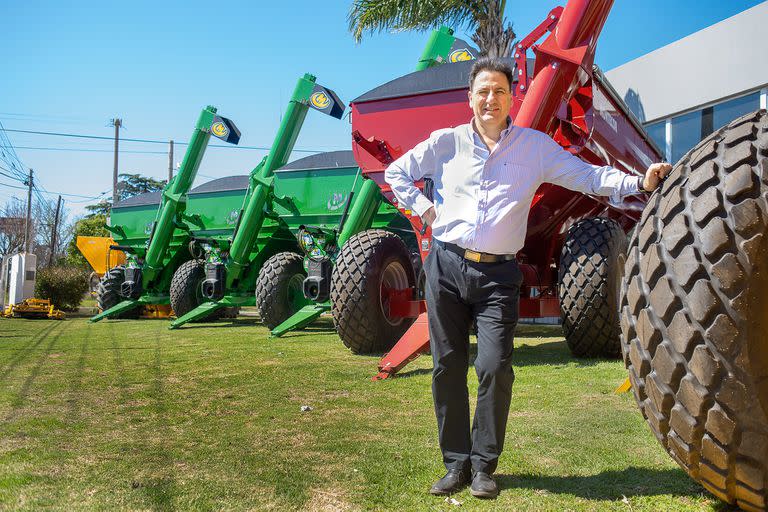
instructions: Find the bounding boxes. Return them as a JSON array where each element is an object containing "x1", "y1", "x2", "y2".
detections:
[{"x1": 519, "y1": 297, "x2": 561, "y2": 318}]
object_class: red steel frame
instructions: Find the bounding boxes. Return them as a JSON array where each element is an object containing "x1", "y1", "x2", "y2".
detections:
[{"x1": 349, "y1": 0, "x2": 662, "y2": 380}]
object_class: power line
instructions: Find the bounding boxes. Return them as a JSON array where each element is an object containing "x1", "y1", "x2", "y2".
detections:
[
  {"x1": 0, "y1": 175, "x2": 105, "y2": 200},
  {"x1": 0, "y1": 127, "x2": 336, "y2": 153},
  {"x1": 13, "y1": 145, "x2": 168, "y2": 154},
  {"x1": 0, "y1": 168, "x2": 23, "y2": 182},
  {"x1": 0, "y1": 181, "x2": 29, "y2": 191}
]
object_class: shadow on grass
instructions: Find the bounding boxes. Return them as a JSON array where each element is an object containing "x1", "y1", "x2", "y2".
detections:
[
  {"x1": 4, "y1": 322, "x2": 68, "y2": 423},
  {"x1": 0, "y1": 322, "x2": 61, "y2": 385},
  {"x1": 515, "y1": 324, "x2": 564, "y2": 338},
  {"x1": 372, "y1": 331, "x2": 609, "y2": 379},
  {"x1": 66, "y1": 322, "x2": 91, "y2": 423},
  {"x1": 171, "y1": 317, "x2": 263, "y2": 330},
  {"x1": 497, "y1": 467, "x2": 706, "y2": 501}
]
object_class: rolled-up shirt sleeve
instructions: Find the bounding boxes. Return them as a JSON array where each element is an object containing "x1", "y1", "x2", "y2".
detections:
[
  {"x1": 538, "y1": 131, "x2": 642, "y2": 205},
  {"x1": 384, "y1": 133, "x2": 442, "y2": 217}
]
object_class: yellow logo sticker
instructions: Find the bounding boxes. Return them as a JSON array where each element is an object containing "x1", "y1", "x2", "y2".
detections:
[
  {"x1": 211, "y1": 121, "x2": 229, "y2": 138},
  {"x1": 449, "y1": 49, "x2": 473, "y2": 63},
  {"x1": 310, "y1": 91, "x2": 331, "y2": 109}
]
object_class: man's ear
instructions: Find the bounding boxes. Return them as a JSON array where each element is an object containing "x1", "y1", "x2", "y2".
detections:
[{"x1": 467, "y1": 89, "x2": 472, "y2": 108}]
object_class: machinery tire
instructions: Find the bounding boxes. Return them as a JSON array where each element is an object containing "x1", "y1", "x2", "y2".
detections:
[
  {"x1": 169, "y1": 259, "x2": 228, "y2": 322},
  {"x1": 620, "y1": 110, "x2": 768, "y2": 511},
  {"x1": 96, "y1": 266, "x2": 139, "y2": 319},
  {"x1": 331, "y1": 229, "x2": 416, "y2": 354},
  {"x1": 254, "y1": 252, "x2": 308, "y2": 329},
  {"x1": 558, "y1": 217, "x2": 627, "y2": 358}
]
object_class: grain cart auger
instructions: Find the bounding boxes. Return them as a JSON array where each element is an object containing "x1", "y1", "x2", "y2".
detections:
[
  {"x1": 167, "y1": 74, "x2": 345, "y2": 329},
  {"x1": 342, "y1": 0, "x2": 662, "y2": 377},
  {"x1": 90, "y1": 106, "x2": 240, "y2": 322},
  {"x1": 265, "y1": 26, "x2": 472, "y2": 338}
]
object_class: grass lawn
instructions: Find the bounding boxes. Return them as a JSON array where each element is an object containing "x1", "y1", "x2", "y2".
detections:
[{"x1": 0, "y1": 316, "x2": 722, "y2": 511}]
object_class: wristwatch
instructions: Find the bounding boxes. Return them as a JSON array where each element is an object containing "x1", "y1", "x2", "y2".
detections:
[{"x1": 638, "y1": 177, "x2": 652, "y2": 194}]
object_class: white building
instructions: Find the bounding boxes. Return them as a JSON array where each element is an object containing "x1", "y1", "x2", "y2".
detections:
[{"x1": 606, "y1": 2, "x2": 768, "y2": 164}]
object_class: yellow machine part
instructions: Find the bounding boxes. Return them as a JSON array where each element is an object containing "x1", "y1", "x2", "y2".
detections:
[
  {"x1": 614, "y1": 377, "x2": 632, "y2": 394},
  {"x1": 140, "y1": 304, "x2": 173, "y2": 318},
  {"x1": 76, "y1": 236, "x2": 126, "y2": 275},
  {"x1": 3, "y1": 298, "x2": 65, "y2": 319}
]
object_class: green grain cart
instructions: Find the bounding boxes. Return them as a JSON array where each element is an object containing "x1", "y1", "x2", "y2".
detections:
[{"x1": 92, "y1": 106, "x2": 240, "y2": 321}]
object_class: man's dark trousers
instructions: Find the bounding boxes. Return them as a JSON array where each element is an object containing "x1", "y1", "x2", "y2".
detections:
[{"x1": 425, "y1": 240, "x2": 522, "y2": 475}]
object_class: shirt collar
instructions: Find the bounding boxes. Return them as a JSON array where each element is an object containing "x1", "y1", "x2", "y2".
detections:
[{"x1": 468, "y1": 117, "x2": 513, "y2": 145}]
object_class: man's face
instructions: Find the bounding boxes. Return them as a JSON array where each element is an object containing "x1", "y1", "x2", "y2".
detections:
[{"x1": 468, "y1": 70, "x2": 512, "y2": 129}]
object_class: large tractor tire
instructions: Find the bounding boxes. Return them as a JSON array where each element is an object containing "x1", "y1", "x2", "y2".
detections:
[
  {"x1": 620, "y1": 110, "x2": 768, "y2": 511},
  {"x1": 169, "y1": 260, "x2": 239, "y2": 322},
  {"x1": 255, "y1": 252, "x2": 309, "y2": 329},
  {"x1": 96, "y1": 266, "x2": 139, "y2": 319},
  {"x1": 331, "y1": 229, "x2": 416, "y2": 354},
  {"x1": 558, "y1": 217, "x2": 627, "y2": 358}
]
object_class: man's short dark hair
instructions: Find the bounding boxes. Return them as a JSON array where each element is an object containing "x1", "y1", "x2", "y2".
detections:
[{"x1": 469, "y1": 57, "x2": 514, "y2": 91}]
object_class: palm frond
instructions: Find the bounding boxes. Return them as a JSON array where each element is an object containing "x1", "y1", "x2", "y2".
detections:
[
  {"x1": 348, "y1": 0, "x2": 474, "y2": 43},
  {"x1": 347, "y1": 0, "x2": 516, "y2": 56}
]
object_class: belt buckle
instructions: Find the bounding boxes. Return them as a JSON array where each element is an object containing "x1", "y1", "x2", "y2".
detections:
[{"x1": 464, "y1": 249, "x2": 482, "y2": 263}]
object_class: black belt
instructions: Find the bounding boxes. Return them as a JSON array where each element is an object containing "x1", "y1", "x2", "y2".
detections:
[{"x1": 436, "y1": 239, "x2": 516, "y2": 263}]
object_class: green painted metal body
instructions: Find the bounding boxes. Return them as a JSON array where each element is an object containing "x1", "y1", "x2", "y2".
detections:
[
  {"x1": 269, "y1": 27, "x2": 459, "y2": 336},
  {"x1": 226, "y1": 74, "x2": 316, "y2": 283},
  {"x1": 169, "y1": 74, "x2": 359, "y2": 328},
  {"x1": 415, "y1": 26, "x2": 456, "y2": 71},
  {"x1": 144, "y1": 107, "x2": 215, "y2": 277},
  {"x1": 91, "y1": 106, "x2": 218, "y2": 322}
]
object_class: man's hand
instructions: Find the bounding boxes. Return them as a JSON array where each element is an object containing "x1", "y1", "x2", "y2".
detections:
[
  {"x1": 422, "y1": 207, "x2": 436, "y2": 227},
  {"x1": 643, "y1": 162, "x2": 673, "y2": 192}
]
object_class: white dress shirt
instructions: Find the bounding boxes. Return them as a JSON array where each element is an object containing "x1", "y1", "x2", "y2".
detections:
[{"x1": 384, "y1": 121, "x2": 642, "y2": 255}]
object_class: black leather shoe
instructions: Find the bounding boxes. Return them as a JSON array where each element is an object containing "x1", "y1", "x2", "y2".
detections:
[
  {"x1": 470, "y1": 471, "x2": 498, "y2": 499},
  {"x1": 429, "y1": 469, "x2": 469, "y2": 495}
]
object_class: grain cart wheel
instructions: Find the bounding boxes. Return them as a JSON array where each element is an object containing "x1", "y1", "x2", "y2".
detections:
[
  {"x1": 331, "y1": 229, "x2": 416, "y2": 354},
  {"x1": 558, "y1": 217, "x2": 627, "y2": 358},
  {"x1": 620, "y1": 110, "x2": 768, "y2": 511},
  {"x1": 254, "y1": 252, "x2": 309, "y2": 329},
  {"x1": 169, "y1": 260, "x2": 235, "y2": 321},
  {"x1": 96, "y1": 266, "x2": 139, "y2": 319}
]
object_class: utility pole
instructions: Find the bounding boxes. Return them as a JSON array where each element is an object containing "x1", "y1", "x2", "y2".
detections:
[
  {"x1": 111, "y1": 118, "x2": 122, "y2": 205},
  {"x1": 49, "y1": 195, "x2": 62, "y2": 266},
  {"x1": 24, "y1": 168, "x2": 33, "y2": 253},
  {"x1": 168, "y1": 140, "x2": 174, "y2": 181}
]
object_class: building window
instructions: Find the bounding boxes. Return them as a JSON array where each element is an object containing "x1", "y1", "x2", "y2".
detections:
[
  {"x1": 713, "y1": 92, "x2": 760, "y2": 133},
  {"x1": 644, "y1": 120, "x2": 666, "y2": 153},
  {"x1": 671, "y1": 110, "x2": 703, "y2": 163}
]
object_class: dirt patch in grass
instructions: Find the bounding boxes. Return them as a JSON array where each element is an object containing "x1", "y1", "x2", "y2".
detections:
[{"x1": 305, "y1": 487, "x2": 358, "y2": 512}]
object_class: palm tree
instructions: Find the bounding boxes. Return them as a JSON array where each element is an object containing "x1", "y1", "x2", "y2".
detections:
[{"x1": 348, "y1": 0, "x2": 516, "y2": 58}]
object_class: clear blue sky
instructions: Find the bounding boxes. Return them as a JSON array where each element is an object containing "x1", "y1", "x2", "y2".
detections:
[{"x1": 2, "y1": 0, "x2": 764, "y2": 216}]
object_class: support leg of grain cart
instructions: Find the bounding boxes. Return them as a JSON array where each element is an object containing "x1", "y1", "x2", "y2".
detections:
[
  {"x1": 373, "y1": 312, "x2": 431, "y2": 380},
  {"x1": 90, "y1": 299, "x2": 140, "y2": 322},
  {"x1": 270, "y1": 303, "x2": 330, "y2": 337},
  {"x1": 168, "y1": 301, "x2": 225, "y2": 329}
]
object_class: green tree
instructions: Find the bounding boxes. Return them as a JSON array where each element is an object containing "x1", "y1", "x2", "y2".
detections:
[
  {"x1": 65, "y1": 214, "x2": 110, "y2": 269},
  {"x1": 349, "y1": 0, "x2": 516, "y2": 58},
  {"x1": 85, "y1": 200, "x2": 112, "y2": 217},
  {"x1": 116, "y1": 173, "x2": 167, "y2": 202}
]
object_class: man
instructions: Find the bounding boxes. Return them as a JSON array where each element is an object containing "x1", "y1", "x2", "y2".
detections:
[{"x1": 384, "y1": 57, "x2": 671, "y2": 499}]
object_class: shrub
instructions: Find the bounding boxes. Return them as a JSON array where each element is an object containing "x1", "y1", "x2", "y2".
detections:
[{"x1": 35, "y1": 266, "x2": 90, "y2": 311}]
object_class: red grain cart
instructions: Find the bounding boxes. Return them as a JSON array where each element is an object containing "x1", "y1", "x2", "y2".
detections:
[{"x1": 332, "y1": 0, "x2": 659, "y2": 378}]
